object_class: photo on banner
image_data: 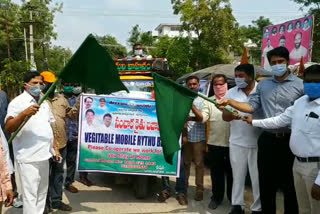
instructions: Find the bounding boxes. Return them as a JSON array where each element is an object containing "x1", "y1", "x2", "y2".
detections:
[
  {"x1": 76, "y1": 94, "x2": 180, "y2": 177},
  {"x1": 261, "y1": 16, "x2": 313, "y2": 70}
]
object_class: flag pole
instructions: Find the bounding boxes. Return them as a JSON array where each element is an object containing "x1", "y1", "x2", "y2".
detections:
[
  {"x1": 196, "y1": 92, "x2": 243, "y2": 118},
  {"x1": 7, "y1": 80, "x2": 59, "y2": 144}
]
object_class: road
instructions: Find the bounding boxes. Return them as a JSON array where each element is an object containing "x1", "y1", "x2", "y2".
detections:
[{"x1": 3, "y1": 167, "x2": 284, "y2": 214}]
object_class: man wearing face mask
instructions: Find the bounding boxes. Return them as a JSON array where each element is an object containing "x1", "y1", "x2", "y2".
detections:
[
  {"x1": 126, "y1": 43, "x2": 148, "y2": 59},
  {"x1": 222, "y1": 64, "x2": 262, "y2": 214},
  {"x1": 5, "y1": 72, "x2": 59, "y2": 214},
  {"x1": 41, "y1": 74, "x2": 79, "y2": 212},
  {"x1": 243, "y1": 64, "x2": 320, "y2": 214},
  {"x1": 219, "y1": 47, "x2": 303, "y2": 214},
  {"x1": 191, "y1": 74, "x2": 232, "y2": 210}
]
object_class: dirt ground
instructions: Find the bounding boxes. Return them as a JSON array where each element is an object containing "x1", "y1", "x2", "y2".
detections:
[{"x1": 3, "y1": 166, "x2": 285, "y2": 214}]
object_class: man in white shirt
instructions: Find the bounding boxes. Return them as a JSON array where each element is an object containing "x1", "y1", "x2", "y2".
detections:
[
  {"x1": 192, "y1": 74, "x2": 232, "y2": 210},
  {"x1": 5, "y1": 72, "x2": 59, "y2": 214},
  {"x1": 222, "y1": 64, "x2": 262, "y2": 214},
  {"x1": 262, "y1": 39, "x2": 273, "y2": 71},
  {"x1": 245, "y1": 64, "x2": 320, "y2": 214}
]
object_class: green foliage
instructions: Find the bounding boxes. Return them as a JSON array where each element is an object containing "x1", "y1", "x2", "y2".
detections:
[
  {"x1": 95, "y1": 34, "x2": 127, "y2": 59},
  {"x1": 171, "y1": 0, "x2": 243, "y2": 70},
  {"x1": 166, "y1": 37, "x2": 192, "y2": 78},
  {"x1": 1, "y1": 58, "x2": 29, "y2": 99},
  {"x1": 127, "y1": 25, "x2": 156, "y2": 55}
]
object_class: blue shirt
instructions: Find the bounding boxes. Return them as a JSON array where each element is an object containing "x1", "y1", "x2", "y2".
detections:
[
  {"x1": 248, "y1": 73, "x2": 304, "y2": 130},
  {"x1": 66, "y1": 96, "x2": 78, "y2": 141},
  {"x1": 187, "y1": 96, "x2": 206, "y2": 143}
]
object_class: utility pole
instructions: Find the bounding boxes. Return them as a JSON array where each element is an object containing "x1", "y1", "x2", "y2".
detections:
[
  {"x1": 24, "y1": 27, "x2": 28, "y2": 62},
  {"x1": 29, "y1": 9, "x2": 37, "y2": 71}
]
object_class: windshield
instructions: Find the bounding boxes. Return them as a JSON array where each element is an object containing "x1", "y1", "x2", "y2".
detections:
[{"x1": 122, "y1": 80, "x2": 154, "y2": 92}]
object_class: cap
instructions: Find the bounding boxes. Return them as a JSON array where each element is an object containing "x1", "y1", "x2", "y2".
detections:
[{"x1": 41, "y1": 71, "x2": 56, "y2": 83}]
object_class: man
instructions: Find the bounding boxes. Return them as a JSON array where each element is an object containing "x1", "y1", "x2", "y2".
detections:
[
  {"x1": 184, "y1": 76, "x2": 206, "y2": 202},
  {"x1": 5, "y1": 72, "x2": 60, "y2": 214},
  {"x1": 262, "y1": 39, "x2": 273, "y2": 70},
  {"x1": 279, "y1": 25, "x2": 285, "y2": 34},
  {"x1": 84, "y1": 97, "x2": 93, "y2": 110},
  {"x1": 244, "y1": 64, "x2": 320, "y2": 214},
  {"x1": 103, "y1": 113, "x2": 114, "y2": 131},
  {"x1": 41, "y1": 73, "x2": 79, "y2": 212},
  {"x1": 65, "y1": 85, "x2": 84, "y2": 191},
  {"x1": 99, "y1": 98, "x2": 106, "y2": 110},
  {"x1": 192, "y1": 74, "x2": 232, "y2": 210},
  {"x1": 222, "y1": 64, "x2": 262, "y2": 214},
  {"x1": 126, "y1": 43, "x2": 148, "y2": 59},
  {"x1": 287, "y1": 23, "x2": 293, "y2": 33},
  {"x1": 67, "y1": 89, "x2": 93, "y2": 187},
  {"x1": 295, "y1": 21, "x2": 302, "y2": 30},
  {"x1": 303, "y1": 18, "x2": 310, "y2": 31},
  {"x1": 279, "y1": 36, "x2": 286, "y2": 47},
  {"x1": 272, "y1": 27, "x2": 277, "y2": 36},
  {"x1": 290, "y1": 32, "x2": 308, "y2": 61},
  {"x1": 219, "y1": 47, "x2": 303, "y2": 214}
]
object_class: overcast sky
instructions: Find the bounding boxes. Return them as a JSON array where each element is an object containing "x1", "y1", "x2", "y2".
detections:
[{"x1": 14, "y1": 0, "x2": 308, "y2": 52}]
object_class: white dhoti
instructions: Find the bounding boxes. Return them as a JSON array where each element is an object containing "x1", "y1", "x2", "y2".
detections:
[
  {"x1": 17, "y1": 160, "x2": 49, "y2": 214},
  {"x1": 230, "y1": 144, "x2": 261, "y2": 211}
]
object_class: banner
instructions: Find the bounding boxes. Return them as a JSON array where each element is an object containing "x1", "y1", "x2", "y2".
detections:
[
  {"x1": 261, "y1": 16, "x2": 313, "y2": 70},
  {"x1": 77, "y1": 94, "x2": 180, "y2": 177}
]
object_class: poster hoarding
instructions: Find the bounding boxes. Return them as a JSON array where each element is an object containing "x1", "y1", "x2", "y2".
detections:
[
  {"x1": 77, "y1": 95, "x2": 180, "y2": 177},
  {"x1": 261, "y1": 16, "x2": 313, "y2": 70}
]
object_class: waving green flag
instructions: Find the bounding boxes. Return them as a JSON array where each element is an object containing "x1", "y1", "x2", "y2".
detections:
[
  {"x1": 58, "y1": 34, "x2": 128, "y2": 94},
  {"x1": 152, "y1": 73, "x2": 198, "y2": 164}
]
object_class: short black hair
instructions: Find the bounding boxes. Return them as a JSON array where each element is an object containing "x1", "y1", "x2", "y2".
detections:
[
  {"x1": 267, "y1": 47, "x2": 290, "y2": 63},
  {"x1": 99, "y1": 98, "x2": 106, "y2": 102},
  {"x1": 86, "y1": 109, "x2": 95, "y2": 116},
  {"x1": 103, "y1": 113, "x2": 112, "y2": 120},
  {"x1": 133, "y1": 43, "x2": 142, "y2": 49},
  {"x1": 84, "y1": 97, "x2": 93, "y2": 102},
  {"x1": 186, "y1": 75, "x2": 199, "y2": 83},
  {"x1": 304, "y1": 18, "x2": 309, "y2": 23},
  {"x1": 24, "y1": 72, "x2": 41, "y2": 83},
  {"x1": 280, "y1": 35, "x2": 286, "y2": 40},
  {"x1": 235, "y1": 64, "x2": 255, "y2": 79},
  {"x1": 212, "y1": 74, "x2": 227, "y2": 84},
  {"x1": 304, "y1": 65, "x2": 320, "y2": 77}
]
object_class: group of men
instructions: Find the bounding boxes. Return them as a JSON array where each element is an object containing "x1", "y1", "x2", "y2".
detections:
[
  {"x1": 158, "y1": 46, "x2": 320, "y2": 214},
  {"x1": 2, "y1": 71, "x2": 92, "y2": 214}
]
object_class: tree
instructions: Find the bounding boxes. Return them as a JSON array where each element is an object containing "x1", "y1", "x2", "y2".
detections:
[
  {"x1": 95, "y1": 34, "x2": 127, "y2": 59},
  {"x1": 166, "y1": 37, "x2": 192, "y2": 78},
  {"x1": 171, "y1": 0, "x2": 244, "y2": 70},
  {"x1": 239, "y1": 16, "x2": 273, "y2": 64},
  {"x1": 292, "y1": 0, "x2": 320, "y2": 62},
  {"x1": 127, "y1": 25, "x2": 156, "y2": 55}
]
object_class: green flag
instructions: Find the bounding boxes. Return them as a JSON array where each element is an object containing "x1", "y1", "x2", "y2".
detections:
[
  {"x1": 152, "y1": 73, "x2": 198, "y2": 164},
  {"x1": 58, "y1": 34, "x2": 128, "y2": 94}
]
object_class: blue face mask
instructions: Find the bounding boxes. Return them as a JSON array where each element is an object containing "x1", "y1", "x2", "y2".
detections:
[
  {"x1": 235, "y1": 78, "x2": 248, "y2": 89},
  {"x1": 271, "y1": 64, "x2": 287, "y2": 77},
  {"x1": 27, "y1": 84, "x2": 42, "y2": 97},
  {"x1": 304, "y1": 83, "x2": 320, "y2": 99}
]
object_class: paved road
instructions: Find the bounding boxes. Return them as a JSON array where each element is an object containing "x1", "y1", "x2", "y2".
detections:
[{"x1": 3, "y1": 167, "x2": 284, "y2": 214}]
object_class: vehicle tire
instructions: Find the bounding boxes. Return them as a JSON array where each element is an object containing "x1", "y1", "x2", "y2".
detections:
[{"x1": 133, "y1": 175, "x2": 148, "y2": 199}]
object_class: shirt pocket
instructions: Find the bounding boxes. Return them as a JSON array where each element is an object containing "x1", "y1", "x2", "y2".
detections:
[{"x1": 299, "y1": 116, "x2": 320, "y2": 135}]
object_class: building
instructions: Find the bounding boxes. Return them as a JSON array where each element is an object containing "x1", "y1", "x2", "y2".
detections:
[{"x1": 152, "y1": 24, "x2": 198, "y2": 39}]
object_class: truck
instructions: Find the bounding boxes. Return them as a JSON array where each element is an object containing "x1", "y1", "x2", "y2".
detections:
[{"x1": 112, "y1": 58, "x2": 170, "y2": 198}]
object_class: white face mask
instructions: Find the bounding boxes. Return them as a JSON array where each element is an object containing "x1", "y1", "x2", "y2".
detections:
[
  {"x1": 271, "y1": 64, "x2": 287, "y2": 77},
  {"x1": 72, "y1": 86, "x2": 82, "y2": 95},
  {"x1": 134, "y1": 49, "x2": 143, "y2": 55}
]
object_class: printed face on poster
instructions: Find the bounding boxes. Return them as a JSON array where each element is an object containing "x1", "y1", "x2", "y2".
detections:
[
  {"x1": 261, "y1": 16, "x2": 313, "y2": 70},
  {"x1": 77, "y1": 94, "x2": 180, "y2": 177}
]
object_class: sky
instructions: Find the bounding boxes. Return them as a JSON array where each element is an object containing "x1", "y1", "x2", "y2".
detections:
[{"x1": 14, "y1": 0, "x2": 308, "y2": 52}]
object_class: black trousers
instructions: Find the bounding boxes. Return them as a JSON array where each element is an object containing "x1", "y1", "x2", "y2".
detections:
[
  {"x1": 65, "y1": 140, "x2": 78, "y2": 188},
  {"x1": 258, "y1": 132, "x2": 298, "y2": 214},
  {"x1": 208, "y1": 145, "x2": 232, "y2": 203}
]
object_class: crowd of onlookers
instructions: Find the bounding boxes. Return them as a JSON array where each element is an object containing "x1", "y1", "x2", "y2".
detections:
[
  {"x1": 157, "y1": 47, "x2": 320, "y2": 214},
  {"x1": 0, "y1": 46, "x2": 319, "y2": 214}
]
